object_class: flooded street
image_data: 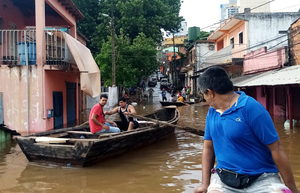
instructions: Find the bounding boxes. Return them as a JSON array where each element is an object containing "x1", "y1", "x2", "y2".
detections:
[{"x1": 0, "y1": 83, "x2": 300, "y2": 192}]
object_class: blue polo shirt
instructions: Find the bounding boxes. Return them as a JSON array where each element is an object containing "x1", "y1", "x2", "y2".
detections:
[{"x1": 204, "y1": 91, "x2": 279, "y2": 175}]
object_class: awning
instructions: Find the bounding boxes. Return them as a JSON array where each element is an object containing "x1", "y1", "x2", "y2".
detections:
[
  {"x1": 232, "y1": 65, "x2": 300, "y2": 87},
  {"x1": 63, "y1": 32, "x2": 101, "y2": 97}
]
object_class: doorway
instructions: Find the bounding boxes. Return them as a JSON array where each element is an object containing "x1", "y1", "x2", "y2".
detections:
[
  {"x1": 53, "y1": 91, "x2": 63, "y2": 129},
  {"x1": 66, "y1": 82, "x2": 76, "y2": 127}
]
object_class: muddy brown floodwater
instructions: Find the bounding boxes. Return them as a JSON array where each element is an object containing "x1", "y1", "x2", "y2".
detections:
[{"x1": 0, "y1": 84, "x2": 300, "y2": 192}]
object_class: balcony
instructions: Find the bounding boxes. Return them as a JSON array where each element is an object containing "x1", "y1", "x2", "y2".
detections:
[
  {"x1": 199, "y1": 44, "x2": 247, "y2": 71},
  {"x1": 0, "y1": 30, "x2": 35, "y2": 65},
  {"x1": 0, "y1": 29, "x2": 73, "y2": 66}
]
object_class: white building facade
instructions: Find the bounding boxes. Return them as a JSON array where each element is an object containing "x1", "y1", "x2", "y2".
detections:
[{"x1": 238, "y1": 0, "x2": 270, "y2": 13}]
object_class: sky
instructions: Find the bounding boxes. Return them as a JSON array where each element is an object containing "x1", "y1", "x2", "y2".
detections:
[{"x1": 179, "y1": 0, "x2": 300, "y2": 31}]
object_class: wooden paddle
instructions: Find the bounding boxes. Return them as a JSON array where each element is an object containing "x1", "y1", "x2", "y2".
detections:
[{"x1": 128, "y1": 113, "x2": 204, "y2": 136}]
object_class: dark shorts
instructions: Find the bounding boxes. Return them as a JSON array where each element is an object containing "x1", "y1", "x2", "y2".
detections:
[{"x1": 115, "y1": 120, "x2": 139, "y2": 131}]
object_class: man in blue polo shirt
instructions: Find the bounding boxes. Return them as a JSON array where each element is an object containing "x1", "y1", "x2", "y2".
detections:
[{"x1": 194, "y1": 67, "x2": 299, "y2": 193}]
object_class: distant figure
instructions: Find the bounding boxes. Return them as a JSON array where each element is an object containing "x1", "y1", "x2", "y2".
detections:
[
  {"x1": 186, "y1": 86, "x2": 191, "y2": 100},
  {"x1": 89, "y1": 94, "x2": 120, "y2": 134},
  {"x1": 147, "y1": 87, "x2": 154, "y2": 101},
  {"x1": 177, "y1": 93, "x2": 184, "y2": 103},
  {"x1": 137, "y1": 87, "x2": 143, "y2": 101},
  {"x1": 104, "y1": 97, "x2": 139, "y2": 131},
  {"x1": 147, "y1": 87, "x2": 154, "y2": 97},
  {"x1": 181, "y1": 88, "x2": 186, "y2": 100},
  {"x1": 162, "y1": 88, "x2": 167, "y2": 101},
  {"x1": 169, "y1": 95, "x2": 176, "y2": 102}
]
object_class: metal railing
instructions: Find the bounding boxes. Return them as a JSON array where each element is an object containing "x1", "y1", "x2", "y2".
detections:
[
  {"x1": 45, "y1": 30, "x2": 71, "y2": 66},
  {"x1": 0, "y1": 29, "x2": 72, "y2": 66},
  {"x1": 0, "y1": 30, "x2": 36, "y2": 65}
]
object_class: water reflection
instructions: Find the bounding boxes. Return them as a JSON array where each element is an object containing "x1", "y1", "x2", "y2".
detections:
[
  {"x1": 1, "y1": 133, "x2": 202, "y2": 193},
  {"x1": 0, "y1": 83, "x2": 300, "y2": 192}
]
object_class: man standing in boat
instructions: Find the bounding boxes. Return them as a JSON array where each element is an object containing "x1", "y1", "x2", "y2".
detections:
[
  {"x1": 89, "y1": 94, "x2": 121, "y2": 134},
  {"x1": 104, "y1": 97, "x2": 139, "y2": 131},
  {"x1": 194, "y1": 66, "x2": 299, "y2": 193}
]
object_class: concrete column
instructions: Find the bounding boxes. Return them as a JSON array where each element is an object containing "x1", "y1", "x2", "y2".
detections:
[
  {"x1": 35, "y1": 0, "x2": 47, "y2": 131},
  {"x1": 70, "y1": 25, "x2": 77, "y2": 39},
  {"x1": 287, "y1": 86, "x2": 293, "y2": 129},
  {"x1": 35, "y1": 0, "x2": 46, "y2": 66}
]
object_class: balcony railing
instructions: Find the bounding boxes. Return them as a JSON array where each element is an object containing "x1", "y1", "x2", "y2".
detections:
[
  {"x1": 0, "y1": 30, "x2": 36, "y2": 65},
  {"x1": 45, "y1": 30, "x2": 73, "y2": 65},
  {"x1": 200, "y1": 44, "x2": 247, "y2": 70},
  {"x1": 0, "y1": 29, "x2": 72, "y2": 66},
  {"x1": 203, "y1": 45, "x2": 233, "y2": 66}
]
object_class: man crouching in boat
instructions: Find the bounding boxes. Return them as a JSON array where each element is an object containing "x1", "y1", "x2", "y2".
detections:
[
  {"x1": 104, "y1": 97, "x2": 139, "y2": 131},
  {"x1": 89, "y1": 94, "x2": 121, "y2": 134}
]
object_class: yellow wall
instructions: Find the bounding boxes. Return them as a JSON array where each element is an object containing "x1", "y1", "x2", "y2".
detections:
[{"x1": 165, "y1": 36, "x2": 187, "y2": 46}]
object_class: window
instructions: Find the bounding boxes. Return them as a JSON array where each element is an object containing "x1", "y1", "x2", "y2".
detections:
[
  {"x1": 239, "y1": 32, "x2": 243, "y2": 44},
  {"x1": 230, "y1": 37, "x2": 234, "y2": 48},
  {"x1": 0, "y1": 18, "x2": 3, "y2": 45},
  {"x1": 209, "y1": 45, "x2": 215, "y2": 51}
]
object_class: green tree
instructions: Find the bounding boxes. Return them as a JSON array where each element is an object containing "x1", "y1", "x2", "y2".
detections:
[
  {"x1": 73, "y1": 0, "x2": 183, "y2": 50},
  {"x1": 72, "y1": 0, "x2": 104, "y2": 54},
  {"x1": 73, "y1": 0, "x2": 183, "y2": 86},
  {"x1": 115, "y1": 0, "x2": 183, "y2": 42},
  {"x1": 96, "y1": 33, "x2": 159, "y2": 87},
  {"x1": 196, "y1": 30, "x2": 214, "y2": 40}
]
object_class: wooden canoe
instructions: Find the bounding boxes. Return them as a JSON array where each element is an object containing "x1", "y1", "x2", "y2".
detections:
[
  {"x1": 160, "y1": 101, "x2": 194, "y2": 107},
  {"x1": 15, "y1": 106, "x2": 180, "y2": 167}
]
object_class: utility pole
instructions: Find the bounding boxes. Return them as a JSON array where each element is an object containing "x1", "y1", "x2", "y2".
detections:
[
  {"x1": 110, "y1": 8, "x2": 116, "y2": 87},
  {"x1": 102, "y1": 10, "x2": 116, "y2": 87},
  {"x1": 172, "y1": 33, "x2": 176, "y2": 87}
]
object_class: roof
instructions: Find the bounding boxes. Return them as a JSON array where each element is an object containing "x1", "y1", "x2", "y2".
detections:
[
  {"x1": 195, "y1": 40, "x2": 215, "y2": 44},
  {"x1": 77, "y1": 30, "x2": 89, "y2": 42},
  {"x1": 60, "y1": 0, "x2": 84, "y2": 20},
  {"x1": 208, "y1": 17, "x2": 242, "y2": 40},
  {"x1": 11, "y1": 0, "x2": 84, "y2": 21},
  {"x1": 232, "y1": 65, "x2": 300, "y2": 87},
  {"x1": 289, "y1": 17, "x2": 300, "y2": 28}
]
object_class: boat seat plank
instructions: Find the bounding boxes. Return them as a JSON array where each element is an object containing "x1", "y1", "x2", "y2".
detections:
[
  {"x1": 35, "y1": 137, "x2": 70, "y2": 144},
  {"x1": 66, "y1": 131, "x2": 121, "y2": 136},
  {"x1": 67, "y1": 131, "x2": 94, "y2": 134}
]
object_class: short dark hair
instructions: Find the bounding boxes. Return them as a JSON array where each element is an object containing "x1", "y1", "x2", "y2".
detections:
[
  {"x1": 199, "y1": 66, "x2": 233, "y2": 95},
  {"x1": 100, "y1": 94, "x2": 108, "y2": 99},
  {"x1": 118, "y1": 97, "x2": 127, "y2": 102}
]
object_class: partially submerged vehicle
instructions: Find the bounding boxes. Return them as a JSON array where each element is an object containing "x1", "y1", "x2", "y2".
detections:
[{"x1": 16, "y1": 106, "x2": 179, "y2": 167}]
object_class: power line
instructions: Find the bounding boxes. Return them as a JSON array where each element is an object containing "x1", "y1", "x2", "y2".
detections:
[
  {"x1": 201, "y1": 40, "x2": 300, "y2": 66},
  {"x1": 201, "y1": 0, "x2": 276, "y2": 31},
  {"x1": 250, "y1": 0, "x2": 275, "y2": 11},
  {"x1": 272, "y1": 3, "x2": 300, "y2": 12},
  {"x1": 201, "y1": 34, "x2": 286, "y2": 60},
  {"x1": 198, "y1": 30, "x2": 300, "y2": 67}
]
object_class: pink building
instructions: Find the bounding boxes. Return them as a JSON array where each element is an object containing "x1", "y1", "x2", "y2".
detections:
[
  {"x1": 202, "y1": 12, "x2": 300, "y2": 77},
  {"x1": 201, "y1": 13, "x2": 300, "y2": 126},
  {"x1": 0, "y1": 0, "x2": 100, "y2": 134}
]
